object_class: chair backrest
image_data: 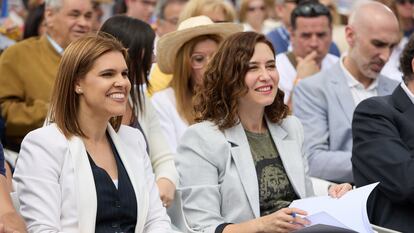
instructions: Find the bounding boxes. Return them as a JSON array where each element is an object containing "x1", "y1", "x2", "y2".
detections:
[{"x1": 168, "y1": 190, "x2": 198, "y2": 233}]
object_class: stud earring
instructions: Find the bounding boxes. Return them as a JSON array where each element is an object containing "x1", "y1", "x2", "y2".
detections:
[{"x1": 76, "y1": 88, "x2": 82, "y2": 94}]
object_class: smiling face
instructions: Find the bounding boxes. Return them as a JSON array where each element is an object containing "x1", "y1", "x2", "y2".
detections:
[
  {"x1": 238, "y1": 42, "x2": 279, "y2": 112},
  {"x1": 76, "y1": 51, "x2": 131, "y2": 120},
  {"x1": 45, "y1": 0, "x2": 93, "y2": 48}
]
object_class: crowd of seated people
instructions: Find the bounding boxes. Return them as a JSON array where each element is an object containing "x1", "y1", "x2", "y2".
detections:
[{"x1": 0, "y1": 0, "x2": 413, "y2": 232}]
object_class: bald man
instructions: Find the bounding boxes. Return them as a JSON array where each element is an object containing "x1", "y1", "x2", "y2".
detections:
[{"x1": 292, "y1": 2, "x2": 399, "y2": 183}]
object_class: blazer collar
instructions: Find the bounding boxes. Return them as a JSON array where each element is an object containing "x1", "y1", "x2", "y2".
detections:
[
  {"x1": 224, "y1": 118, "x2": 298, "y2": 218},
  {"x1": 392, "y1": 85, "x2": 414, "y2": 117},
  {"x1": 67, "y1": 124, "x2": 147, "y2": 233}
]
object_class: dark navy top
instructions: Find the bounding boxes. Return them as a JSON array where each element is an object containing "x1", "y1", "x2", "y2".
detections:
[
  {"x1": 87, "y1": 134, "x2": 137, "y2": 233},
  {"x1": 0, "y1": 143, "x2": 5, "y2": 176}
]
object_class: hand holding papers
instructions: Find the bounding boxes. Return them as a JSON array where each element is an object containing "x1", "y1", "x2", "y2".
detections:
[{"x1": 289, "y1": 183, "x2": 379, "y2": 233}]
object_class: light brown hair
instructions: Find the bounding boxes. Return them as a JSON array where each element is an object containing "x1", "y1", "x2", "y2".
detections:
[
  {"x1": 170, "y1": 34, "x2": 222, "y2": 124},
  {"x1": 238, "y1": 0, "x2": 268, "y2": 23},
  {"x1": 194, "y1": 31, "x2": 288, "y2": 130},
  {"x1": 178, "y1": 0, "x2": 236, "y2": 23},
  {"x1": 49, "y1": 33, "x2": 128, "y2": 138}
]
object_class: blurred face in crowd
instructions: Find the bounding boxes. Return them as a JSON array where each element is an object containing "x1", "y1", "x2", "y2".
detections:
[
  {"x1": 201, "y1": 8, "x2": 227, "y2": 23},
  {"x1": 346, "y1": 18, "x2": 400, "y2": 80},
  {"x1": 290, "y1": 15, "x2": 332, "y2": 66},
  {"x1": 396, "y1": 0, "x2": 414, "y2": 19},
  {"x1": 245, "y1": 0, "x2": 266, "y2": 26},
  {"x1": 239, "y1": 42, "x2": 278, "y2": 111},
  {"x1": 45, "y1": 0, "x2": 93, "y2": 48},
  {"x1": 274, "y1": 0, "x2": 297, "y2": 27},
  {"x1": 126, "y1": 0, "x2": 157, "y2": 22},
  {"x1": 190, "y1": 39, "x2": 219, "y2": 86},
  {"x1": 156, "y1": 1, "x2": 186, "y2": 37},
  {"x1": 76, "y1": 51, "x2": 131, "y2": 120}
]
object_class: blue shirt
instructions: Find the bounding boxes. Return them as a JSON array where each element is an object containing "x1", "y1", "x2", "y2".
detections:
[{"x1": 0, "y1": 143, "x2": 5, "y2": 176}]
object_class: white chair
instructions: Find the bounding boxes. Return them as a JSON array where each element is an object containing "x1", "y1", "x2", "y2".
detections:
[{"x1": 168, "y1": 191, "x2": 198, "y2": 233}]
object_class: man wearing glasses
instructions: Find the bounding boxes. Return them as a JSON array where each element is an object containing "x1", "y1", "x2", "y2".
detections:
[
  {"x1": 155, "y1": 0, "x2": 187, "y2": 37},
  {"x1": 293, "y1": 1, "x2": 399, "y2": 183},
  {"x1": 276, "y1": 1, "x2": 339, "y2": 104},
  {"x1": 267, "y1": 0, "x2": 340, "y2": 57}
]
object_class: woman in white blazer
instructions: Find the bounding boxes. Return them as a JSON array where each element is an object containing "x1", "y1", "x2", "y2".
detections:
[
  {"x1": 13, "y1": 35, "x2": 171, "y2": 232},
  {"x1": 99, "y1": 15, "x2": 179, "y2": 208},
  {"x1": 176, "y1": 32, "x2": 351, "y2": 233}
]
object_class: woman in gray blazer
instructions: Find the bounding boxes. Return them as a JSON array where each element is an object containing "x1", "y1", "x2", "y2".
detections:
[
  {"x1": 14, "y1": 35, "x2": 171, "y2": 232},
  {"x1": 176, "y1": 32, "x2": 351, "y2": 233}
]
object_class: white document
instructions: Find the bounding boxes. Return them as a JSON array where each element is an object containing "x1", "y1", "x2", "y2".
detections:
[{"x1": 289, "y1": 182, "x2": 379, "y2": 233}]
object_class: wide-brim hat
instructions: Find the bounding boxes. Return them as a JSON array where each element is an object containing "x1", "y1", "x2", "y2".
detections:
[{"x1": 156, "y1": 15, "x2": 243, "y2": 74}]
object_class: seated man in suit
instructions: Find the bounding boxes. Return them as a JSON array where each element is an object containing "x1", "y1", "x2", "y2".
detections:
[
  {"x1": 352, "y1": 33, "x2": 414, "y2": 233},
  {"x1": 0, "y1": 143, "x2": 26, "y2": 233},
  {"x1": 293, "y1": 1, "x2": 400, "y2": 183}
]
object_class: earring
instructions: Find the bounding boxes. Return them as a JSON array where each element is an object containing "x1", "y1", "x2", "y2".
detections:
[{"x1": 76, "y1": 88, "x2": 82, "y2": 94}]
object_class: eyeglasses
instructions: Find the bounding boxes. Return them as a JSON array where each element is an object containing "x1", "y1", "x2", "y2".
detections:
[
  {"x1": 247, "y1": 5, "x2": 266, "y2": 12},
  {"x1": 190, "y1": 54, "x2": 212, "y2": 69},
  {"x1": 396, "y1": 0, "x2": 414, "y2": 4}
]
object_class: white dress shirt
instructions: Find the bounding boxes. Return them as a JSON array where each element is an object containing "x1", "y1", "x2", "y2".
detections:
[
  {"x1": 340, "y1": 55, "x2": 378, "y2": 106},
  {"x1": 401, "y1": 81, "x2": 414, "y2": 104}
]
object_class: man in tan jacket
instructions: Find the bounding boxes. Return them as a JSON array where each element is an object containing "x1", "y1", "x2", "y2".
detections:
[{"x1": 0, "y1": 0, "x2": 93, "y2": 152}]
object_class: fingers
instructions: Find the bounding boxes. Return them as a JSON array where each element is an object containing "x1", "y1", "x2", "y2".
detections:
[
  {"x1": 329, "y1": 183, "x2": 352, "y2": 198},
  {"x1": 304, "y1": 50, "x2": 318, "y2": 61}
]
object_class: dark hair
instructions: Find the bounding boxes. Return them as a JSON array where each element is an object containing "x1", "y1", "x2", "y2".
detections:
[
  {"x1": 50, "y1": 33, "x2": 128, "y2": 138},
  {"x1": 100, "y1": 15, "x2": 155, "y2": 117},
  {"x1": 291, "y1": 1, "x2": 332, "y2": 30},
  {"x1": 23, "y1": 3, "x2": 45, "y2": 39},
  {"x1": 400, "y1": 34, "x2": 414, "y2": 83},
  {"x1": 194, "y1": 31, "x2": 288, "y2": 130}
]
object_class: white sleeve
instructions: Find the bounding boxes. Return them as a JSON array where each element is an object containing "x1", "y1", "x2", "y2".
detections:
[{"x1": 13, "y1": 130, "x2": 66, "y2": 233}]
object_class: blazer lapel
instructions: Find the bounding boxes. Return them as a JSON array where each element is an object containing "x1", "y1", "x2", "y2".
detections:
[
  {"x1": 267, "y1": 120, "x2": 307, "y2": 198},
  {"x1": 330, "y1": 64, "x2": 355, "y2": 123},
  {"x1": 224, "y1": 124, "x2": 260, "y2": 218},
  {"x1": 67, "y1": 130, "x2": 97, "y2": 232},
  {"x1": 107, "y1": 125, "x2": 148, "y2": 233}
]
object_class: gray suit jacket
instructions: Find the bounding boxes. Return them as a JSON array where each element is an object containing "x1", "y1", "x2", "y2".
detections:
[
  {"x1": 292, "y1": 62, "x2": 398, "y2": 183},
  {"x1": 176, "y1": 116, "x2": 314, "y2": 233}
]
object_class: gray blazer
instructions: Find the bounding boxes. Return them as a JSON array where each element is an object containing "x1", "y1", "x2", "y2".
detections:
[
  {"x1": 292, "y1": 62, "x2": 398, "y2": 183},
  {"x1": 176, "y1": 116, "x2": 314, "y2": 233}
]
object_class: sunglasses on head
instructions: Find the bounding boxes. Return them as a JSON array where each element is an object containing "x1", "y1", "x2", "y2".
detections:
[{"x1": 293, "y1": 3, "x2": 330, "y2": 17}]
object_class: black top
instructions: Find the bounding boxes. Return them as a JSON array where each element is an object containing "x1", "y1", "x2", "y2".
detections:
[
  {"x1": 352, "y1": 85, "x2": 414, "y2": 232},
  {"x1": 87, "y1": 133, "x2": 137, "y2": 233}
]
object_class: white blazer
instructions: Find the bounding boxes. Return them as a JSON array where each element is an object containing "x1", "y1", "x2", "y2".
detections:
[
  {"x1": 176, "y1": 116, "x2": 314, "y2": 233},
  {"x1": 13, "y1": 124, "x2": 171, "y2": 233},
  {"x1": 135, "y1": 95, "x2": 179, "y2": 185}
]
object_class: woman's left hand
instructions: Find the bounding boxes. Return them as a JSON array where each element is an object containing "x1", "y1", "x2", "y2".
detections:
[
  {"x1": 156, "y1": 178, "x2": 176, "y2": 208},
  {"x1": 328, "y1": 183, "x2": 353, "y2": 198}
]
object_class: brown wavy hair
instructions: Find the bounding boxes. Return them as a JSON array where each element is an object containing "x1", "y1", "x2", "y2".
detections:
[{"x1": 194, "y1": 31, "x2": 288, "y2": 130}]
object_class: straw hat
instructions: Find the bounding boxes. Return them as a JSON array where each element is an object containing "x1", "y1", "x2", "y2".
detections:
[{"x1": 156, "y1": 15, "x2": 243, "y2": 74}]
